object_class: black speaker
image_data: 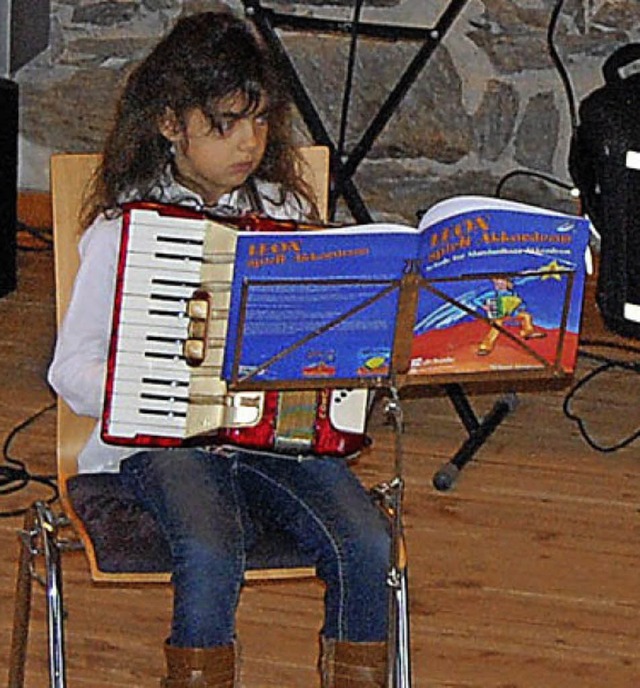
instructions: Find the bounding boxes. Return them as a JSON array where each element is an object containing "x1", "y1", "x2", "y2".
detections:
[
  {"x1": 0, "y1": 78, "x2": 18, "y2": 297},
  {"x1": 569, "y1": 44, "x2": 640, "y2": 339}
]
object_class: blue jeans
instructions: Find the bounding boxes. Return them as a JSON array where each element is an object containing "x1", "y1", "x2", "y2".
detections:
[{"x1": 119, "y1": 448, "x2": 391, "y2": 647}]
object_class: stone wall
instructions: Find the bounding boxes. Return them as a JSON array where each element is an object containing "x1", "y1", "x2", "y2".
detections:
[{"x1": 13, "y1": 0, "x2": 640, "y2": 222}]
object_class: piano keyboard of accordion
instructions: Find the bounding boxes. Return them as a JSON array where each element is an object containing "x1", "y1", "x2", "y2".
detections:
[{"x1": 101, "y1": 203, "x2": 368, "y2": 457}]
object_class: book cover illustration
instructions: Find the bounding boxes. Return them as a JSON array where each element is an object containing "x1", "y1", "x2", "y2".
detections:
[
  {"x1": 408, "y1": 196, "x2": 590, "y2": 378},
  {"x1": 221, "y1": 196, "x2": 590, "y2": 389}
]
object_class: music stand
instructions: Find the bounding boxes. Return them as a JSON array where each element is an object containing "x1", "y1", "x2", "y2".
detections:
[{"x1": 224, "y1": 241, "x2": 582, "y2": 687}]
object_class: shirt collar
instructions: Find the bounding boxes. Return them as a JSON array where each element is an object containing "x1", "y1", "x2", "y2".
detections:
[{"x1": 146, "y1": 164, "x2": 250, "y2": 215}]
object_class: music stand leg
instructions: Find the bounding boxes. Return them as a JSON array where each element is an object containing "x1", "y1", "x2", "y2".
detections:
[
  {"x1": 381, "y1": 389, "x2": 412, "y2": 687},
  {"x1": 432, "y1": 386, "x2": 518, "y2": 491}
]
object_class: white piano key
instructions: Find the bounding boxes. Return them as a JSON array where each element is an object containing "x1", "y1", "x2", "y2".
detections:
[
  {"x1": 123, "y1": 264, "x2": 200, "y2": 285},
  {"x1": 106, "y1": 416, "x2": 186, "y2": 439},
  {"x1": 128, "y1": 235, "x2": 205, "y2": 259},
  {"x1": 129, "y1": 210, "x2": 209, "y2": 237},
  {"x1": 128, "y1": 252, "x2": 204, "y2": 271},
  {"x1": 117, "y1": 317, "x2": 188, "y2": 339},
  {"x1": 111, "y1": 349, "x2": 186, "y2": 371},
  {"x1": 118, "y1": 317, "x2": 189, "y2": 337},
  {"x1": 127, "y1": 338, "x2": 184, "y2": 357},
  {"x1": 111, "y1": 353, "x2": 222, "y2": 381},
  {"x1": 119, "y1": 316, "x2": 186, "y2": 334},
  {"x1": 106, "y1": 397, "x2": 224, "y2": 437},
  {"x1": 116, "y1": 326, "x2": 187, "y2": 348},
  {"x1": 123, "y1": 255, "x2": 203, "y2": 275},
  {"x1": 120, "y1": 292, "x2": 188, "y2": 317},
  {"x1": 111, "y1": 374, "x2": 185, "y2": 395},
  {"x1": 115, "y1": 342, "x2": 188, "y2": 363},
  {"x1": 113, "y1": 349, "x2": 189, "y2": 376},
  {"x1": 107, "y1": 407, "x2": 188, "y2": 432},
  {"x1": 128, "y1": 219, "x2": 206, "y2": 240},
  {"x1": 111, "y1": 393, "x2": 189, "y2": 415},
  {"x1": 123, "y1": 275, "x2": 199, "y2": 300},
  {"x1": 126, "y1": 251, "x2": 205, "y2": 274},
  {"x1": 116, "y1": 351, "x2": 185, "y2": 372},
  {"x1": 116, "y1": 326, "x2": 185, "y2": 347},
  {"x1": 111, "y1": 362, "x2": 191, "y2": 385},
  {"x1": 113, "y1": 366, "x2": 190, "y2": 394}
]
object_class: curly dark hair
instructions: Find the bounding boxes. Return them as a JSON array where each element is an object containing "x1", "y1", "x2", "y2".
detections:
[{"x1": 82, "y1": 10, "x2": 317, "y2": 227}]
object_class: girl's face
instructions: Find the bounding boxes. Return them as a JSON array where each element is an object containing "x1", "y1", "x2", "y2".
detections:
[{"x1": 160, "y1": 91, "x2": 269, "y2": 205}]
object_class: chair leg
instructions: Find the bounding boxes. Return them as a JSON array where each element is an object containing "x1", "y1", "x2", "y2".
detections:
[
  {"x1": 37, "y1": 502, "x2": 68, "y2": 688},
  {"x1": 7, "y1": 502, "x2": 68, "y2": 688},
  {"x1": 8, "y1": 506, "x2": 36, "y2": 688}
]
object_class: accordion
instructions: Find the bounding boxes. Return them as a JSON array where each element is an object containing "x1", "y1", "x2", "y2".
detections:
[{"x1": 100, "y1": 202, "x2": 368, "y2": 457}]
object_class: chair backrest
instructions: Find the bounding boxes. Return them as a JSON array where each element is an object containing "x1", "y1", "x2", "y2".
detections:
[{"x1": 50, "y1": 146, "x2": 329, "y2": 581}]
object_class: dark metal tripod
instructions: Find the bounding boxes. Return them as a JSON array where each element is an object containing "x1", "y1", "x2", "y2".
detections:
[{"x1": 242, "y1": 0, "x2": 470, "y2": 223}]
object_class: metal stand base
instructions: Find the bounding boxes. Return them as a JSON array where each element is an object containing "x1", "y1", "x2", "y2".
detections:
[{"x1": 432, "y1": 385, "x2": 519, "y2": 491}]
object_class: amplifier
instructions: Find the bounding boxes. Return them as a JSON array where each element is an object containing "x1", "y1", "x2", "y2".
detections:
[
  {"x1": 569, "y1": 45, "x2": 640, "y2": 339},
  {"x1": 0, "y1": 77, "x2": 17, "y2": 297}
]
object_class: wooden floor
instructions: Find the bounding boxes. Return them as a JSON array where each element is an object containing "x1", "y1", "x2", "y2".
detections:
[{"x1": 1, "y1": 244, "x2": 639, "y2": 687}]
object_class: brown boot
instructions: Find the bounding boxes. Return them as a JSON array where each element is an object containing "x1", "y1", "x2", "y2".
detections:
[
  {"x1": 161, "y1": 642, "x2": 236, "y2": 687},
  {"x1": 319, "y1": 637, "x2": 387, "y2": 687}
]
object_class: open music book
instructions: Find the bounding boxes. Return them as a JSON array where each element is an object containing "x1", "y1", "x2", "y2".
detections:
[{"x1": 221, "y1": 195, "x2": 591, "y2": 389}]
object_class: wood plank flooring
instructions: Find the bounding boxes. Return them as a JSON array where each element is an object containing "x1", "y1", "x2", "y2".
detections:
[{"x1": 1, "y1": 245, "x2": 639, "y2": 687}]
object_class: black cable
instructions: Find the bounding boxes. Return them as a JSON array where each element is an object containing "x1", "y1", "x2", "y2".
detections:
[
  {"x1": 580, "y1": 337, "x2": 640, "y2": 356},
  {"x1": 16, "y1": 220, "x2": 53, "y2": 252},
  {"x1": 0, "y1": 401, "x2": 58, "y2": 518},
  {"x1": 547, "y1": 0, "x2": 578, "y2": 132},
  {"x1": 547, "y1": 2, "x2": 639, "y2": 453},
  {"x1": 563, "y1": 344, "x2": 640, "y2": 453},
  {"x1": 494, "y1": 0, "x2": 578, "y2": 201},
  {"x1": 494, "y1": 169, "x2": 575, "y2": 198}
]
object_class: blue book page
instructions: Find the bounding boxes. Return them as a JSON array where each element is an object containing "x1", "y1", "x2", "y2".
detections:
[
  {"x1": 221, "y1": 196, "x2": 591, "y2": 385},
  {"x1": 411, "y1": 196, "x2": 591, "y2": 377},
  {"x1": 222, "y1": 223, "x2": 419, "y2": 384}
]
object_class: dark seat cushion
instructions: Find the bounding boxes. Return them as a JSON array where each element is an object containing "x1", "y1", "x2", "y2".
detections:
[{"x1": 66, "y1": 473, "x2": 316, "y2": 575}]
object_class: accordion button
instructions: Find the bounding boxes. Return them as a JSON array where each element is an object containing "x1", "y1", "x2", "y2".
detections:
[
  {"x1": 188, "y1": 298, "x2": 209, "y2": 320},
  {"x1": 184, "y1": 338, "x2": 206, "y2": 366},
  {"x1": 188, "y1": 320, "x2": 207, "y2": 339}
]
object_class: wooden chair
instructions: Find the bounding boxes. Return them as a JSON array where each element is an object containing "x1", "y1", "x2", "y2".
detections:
[{"x1": 8, "y1": 146, "x2": 330, "y2": 688}]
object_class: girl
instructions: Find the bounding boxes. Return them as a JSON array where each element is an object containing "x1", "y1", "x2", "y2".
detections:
[{"x1": 48, "y1": 10, "x2": 390, "y2": 688}]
